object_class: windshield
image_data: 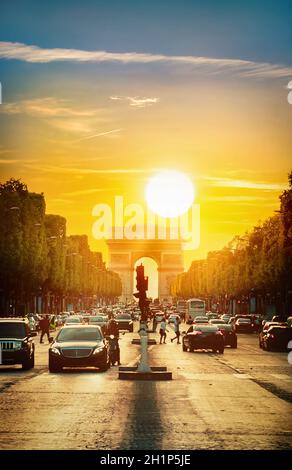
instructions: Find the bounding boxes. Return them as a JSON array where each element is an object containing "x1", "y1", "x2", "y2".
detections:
[
  {"x1": 116, "y1": 315, "x2": 131, "y2": 319},
  {"x1": 194, "y1": 325, "x2": 217, "y2": 332},
  {"x1": 0, "y1": 323, "x2": 27, "y2": 338},
  {"x1": 89, "y1": 317, "x2": 105, "y2": 322},
  {"x1": 57, "y1": 327, "x2": 102, "y2": 342},
  {"x1": 190, "y1": 301, "x2": 205, "y2": 309}
]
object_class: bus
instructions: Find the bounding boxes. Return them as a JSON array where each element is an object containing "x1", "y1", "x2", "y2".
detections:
[
  {"x1": 176, "y1": 300, "x2": 187, "y2": 318},
  {"x1": 185, "y1": 298, "x2": 206, "y2": 324}
]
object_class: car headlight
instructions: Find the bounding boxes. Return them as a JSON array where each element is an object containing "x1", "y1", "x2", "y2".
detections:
[
  {"x1": 14, "y1": 341, "x2": 22, "y2": 350},
  {"x1": 93, "y1": 347, "x2": 104, "y2": 355},
  {"x1": 51, "y1": 347, "x2": 61, "y2": 355}
]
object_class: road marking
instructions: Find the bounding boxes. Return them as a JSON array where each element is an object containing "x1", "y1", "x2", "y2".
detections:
[
  {"x1": 233, "y1": 374, "x2": 252, "y2": 379},
  {"x1": 271, "y1": 374, "x2": 292, "y2": 380}
]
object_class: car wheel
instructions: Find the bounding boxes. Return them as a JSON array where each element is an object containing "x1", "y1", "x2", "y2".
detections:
[
  {"x1": 218, "y1": 347, "x2": 224, "y2": 354},
  {"x1": 30, "y1": 353, "x2": 35, "y2": 368},
  {"x1": 231, "y1": 338, "x2": 237, "y2": 349},
  {"x1": 49, "y1": 358, "x2": 62, "y2": 372},
  {"x1": 212, "y1": 348, "x2": 217, "y2": 353},
  {"x1": 129, "y1": 326, "x2": 133, "y2": 333},
  {"x1": 22, "y1": 356, "x2": 33, "y2": 370},
  {"x1": 182, "y1": 342, "x2": 187, "y2": 352},
  {"x1": 99, "y1": 356, "x2": 109, "y2": 372}
]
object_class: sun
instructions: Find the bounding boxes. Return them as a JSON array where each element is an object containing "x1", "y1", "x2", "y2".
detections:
[{"x1": 145, "y1": 170, "x2": 195, "y2": 218}]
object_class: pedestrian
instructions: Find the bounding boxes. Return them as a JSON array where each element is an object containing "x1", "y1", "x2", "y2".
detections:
[
  {"x1": 171, "y1": 316, "x2": 181, "y2": 344},
  {"x1": 40, "y1": 315, "x2": 50, "y2": 343},
  {"x1": 152, "y1": 315, "x2": 157, "y2": 333},
  {"x1": 159, "y1": 317, "x2": 168, "y2": 344}
]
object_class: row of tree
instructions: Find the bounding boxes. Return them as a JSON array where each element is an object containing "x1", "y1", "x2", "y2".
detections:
[
  {"x1": 171, "y1": 171, "x2": 292, "y2": 316},
  {"x1": 0, "y1": 179, "x2": 122, "y2": 315}
]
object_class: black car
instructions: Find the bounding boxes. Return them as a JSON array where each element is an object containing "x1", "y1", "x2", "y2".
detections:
[
  {"x1": 234, "y1": 318, "x2": 253, "y2": 333},
  {"x1": 88, "y1": 315, "x2": 108, "y2": 333},
  {"x1": 261, "y1": 326, "x2": 292, "y2": 352},
  {"x1": 115, "y1": 314, "x2": 134, "y2": 332},
  {"x1": 0, "y1": 319, "x2": 36, "y2": 370},
  {"x1": 182, "y1": 324, "x2": 224, "y2": 354},
  {"x1": 215, "y1": 323, "x2": 237, "y2": 348},
  {"x1": 49, "y1": 325, "x2": 110, "y2": 372}
]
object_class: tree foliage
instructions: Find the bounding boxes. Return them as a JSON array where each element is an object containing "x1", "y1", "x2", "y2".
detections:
[{"x1": 171, "y1": 171, "x2": 292, "y2": 305}]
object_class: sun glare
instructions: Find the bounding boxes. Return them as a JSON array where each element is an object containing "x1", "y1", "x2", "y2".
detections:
[{"x1": 145, "y1": 170, "x2": 195, "y2": 218}]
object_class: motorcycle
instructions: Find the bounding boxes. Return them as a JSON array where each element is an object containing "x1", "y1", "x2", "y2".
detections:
[{"x1": 108, "y1": 335, "x2": 120, "y2": 366}]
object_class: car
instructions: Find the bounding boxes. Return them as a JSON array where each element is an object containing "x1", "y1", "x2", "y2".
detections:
[
  {"x1": 215, "y1": 323, "x2": 237, "y2": 348},
  {"x1": 26, "y1": 315, "x2": 37, "y2": 332},
  {"x1": 0, "y1": 319, "x2": 36, "y2": 370},
  {"x1": 65, "y1": 316, "x2": 82, "y2": 325},
  {"x1": 259, "y1": 321, "x2": 288, "y2": 348},
  {"x1": 271, "y1": 315, "x2": 288, "y2": 323},
  {"x1": 88, "y1": 315, "x2": 108, "y2": 333},
  {"x1": 182, "y1": 324, "x2": 224, "y2": 354},
  {"x1": 220, "y1": 314, "x2": 232, "y2": 323},
  {"x1": 48, "y1": 325, "x2": 110, "y2": 372},
  {"x1": 261, "y1": 326, "x2": 292, "y2": 352},
  {"x1": 206, "y1": 312, "x2": 219, "y2": 320},
  {"x1": 114, "y1": 314, "x2": 134, "y2": 332},
  {"x1": 155, "y1": 312, "x2": 165, "y2": 322},
  {"x1": 209, "y1": 319, "x2": 226, "y2": 325},
  {"x1": 27, "y1": 313, "x2": 41, "y2": 331},
  {"x1": 234, "y1": 318, "x2": 253, "y2": 333},
  {"x1": 193, "y1": 316, "x2": 209, "y2": 324}
]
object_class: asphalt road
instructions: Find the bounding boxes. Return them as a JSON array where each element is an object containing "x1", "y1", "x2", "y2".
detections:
[{"x1": 0, "y1": 323, "x2": 291, "y2": 450}]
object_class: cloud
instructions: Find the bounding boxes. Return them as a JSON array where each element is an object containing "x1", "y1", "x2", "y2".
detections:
[
  {"x1": 203, "y1": 176, "x2": 287, "y2": 191},
  {"x1": 0, "y1": 97, "x2": 97, "y2": 118},
  {"x1": 23, "y1": 163, "x2": 160, "y2": 176},
  {"x1": 1, "y1": 41, "x2": 292, "y2": 79},
  {"x1": 60, "y1": 188, "x2": 117, "y2": 197},
  {"x1": 110, "y1": 96, "x2": 159, "y2": 108},
  {"x1": 74, "y1": 128, "x2": 123, "y2": 142}
]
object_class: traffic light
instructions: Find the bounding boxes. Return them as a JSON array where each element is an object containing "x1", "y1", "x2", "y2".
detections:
[
  {"x1": 136, "y1": 264, "x2": 148, "y2": 292},
  {"x1": 134, "y1": 264, "x2": 149, "y2": 321}
]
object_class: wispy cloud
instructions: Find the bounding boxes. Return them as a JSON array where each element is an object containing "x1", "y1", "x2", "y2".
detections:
[
  {"x1": 0, "y1": 97, "x2": 97, "y2": 118},
  {"x1": 110, "y1": 96, "x2": 159, "y2": 108},
  {"x1": 1, "y1": 41, "x2": 292, "y2": 79},
  {"x1": 74, "y1": 128, "x2": 123, "y2": 142},
  {"x1": 23, "y1": 163, "x2": 160, "y2": 176},
  {"x1": 203, "y1": 176, "x2": 287, "y2": 191},
  {"x1": 60, "y1": 188, "x2": 117, "y2": 197}
]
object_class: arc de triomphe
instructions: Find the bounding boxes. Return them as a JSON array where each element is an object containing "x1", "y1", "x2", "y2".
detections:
[{"x1": 106, "y1": 239, "x2": 184, "y2": 302}]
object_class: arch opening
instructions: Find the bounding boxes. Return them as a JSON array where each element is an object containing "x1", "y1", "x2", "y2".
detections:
[{"x1": 133, "y1": 257, "x2": 158, "y2": 300}]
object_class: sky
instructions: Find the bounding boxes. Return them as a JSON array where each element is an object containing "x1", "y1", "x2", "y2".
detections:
[{"x1": 0, "y1": 0, "x2": 292, "y2": 296}]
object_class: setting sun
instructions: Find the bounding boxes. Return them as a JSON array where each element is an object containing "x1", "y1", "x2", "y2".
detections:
[{"x1": 145, "y1": 170, "x2": 195, "y2": 218}]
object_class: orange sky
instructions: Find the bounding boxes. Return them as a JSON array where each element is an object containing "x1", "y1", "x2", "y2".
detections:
[{"x1": 0, "y1": 67, "x2": 291, "y2": 280}]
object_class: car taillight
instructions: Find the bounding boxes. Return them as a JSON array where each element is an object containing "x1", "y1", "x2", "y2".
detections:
[
  {"x1": 194, "y1": 331, "x2": 203, "y2": 335},
  {"x1": 216, "y1": 331, "x2": 223, "y2": 335}
]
